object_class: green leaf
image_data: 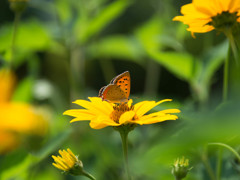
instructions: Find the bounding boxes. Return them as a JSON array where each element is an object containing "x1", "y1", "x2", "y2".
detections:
[
  {"x1": 11, "y1": 76, "x2": 34, "y2": 102},
  {"x1": 34, "y1": 129, "x2": 72, "y2": 160},
  {"x1": 0, "y1": 20, "x2": 50, "y2": 52},
  {"x1": 55, "y1": 0, "x2": 72, "y2": 23},
  {"x1": 135, "y1": 16, "x2": 163, "y2": 51},
  {"x1": 88, "y1": 35, "x2": 144, "y2": 63},
  {"x1": 78, "y1": 0, "x2": 131, "y2": 43},
  {"x1": 0, "y1": 149, "x2": 34, "y2": 180},
  {"x1": 198, "y1": 41, "x2": 228, "y2": 86},
  {"x1": 149, "y1": 51, "x2": 197, "y2": 81}
]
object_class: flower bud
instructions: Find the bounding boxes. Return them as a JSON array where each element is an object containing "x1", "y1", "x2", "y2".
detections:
[
  {"x1": 8, "y1": 0, "x2": 29, "y2": 14},
  {"x1": 172, "y1": 157, "x2": 192, "y2": 180},
  {"x1": 52, "y1": 148, "x2": 95, "y2": 179}
]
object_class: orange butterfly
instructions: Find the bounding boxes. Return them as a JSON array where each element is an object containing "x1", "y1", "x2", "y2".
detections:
[{"x1": 98, "y1": 71, "x2": 130, "y2": 103}]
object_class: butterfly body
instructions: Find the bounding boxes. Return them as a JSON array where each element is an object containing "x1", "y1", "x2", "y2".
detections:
[{"x1": 98, "y1": 71, "x2": 130, "y2": 103}]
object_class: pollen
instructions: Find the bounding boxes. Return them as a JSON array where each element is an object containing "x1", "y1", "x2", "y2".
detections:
[{"x1": 110, "y1": 103, "x2": 134, "y2": 123}]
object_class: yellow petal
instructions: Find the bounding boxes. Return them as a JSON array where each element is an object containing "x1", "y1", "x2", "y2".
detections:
[
  {"x1": 73, "y1": 98, "x2": 112, "y2": 117},
  {"x1": 218, "y1": 0, "x2": 231, "y2": 11},
  {"x1": 88, "y1": 97, "x2": 114, "y2": 111},
  {"x1": 180, "y1": 3, "x2": 210, "y2": 18},
  {"x1": 229, "y1": 0, "x2": 240, "y2": 13},
  {"x1": 187, "y1": 24, "x2": 214, "y2": 33},
  {"x1": 67, "y1": 148, "x2": 78, "y2": 161},
  {"x1": 134, "y1": 99, "x2": 172, "y2": 118},
  {"x1": 137, "y1": 108, "x2": 180, "y2": 121},
  {"x1": 63, "y1": 109, "x2": 94, "y2": 119},
  {"x1": 70, "y1": 117, "x2": 91, "y2": 123},
  {"x1": 193, "y1": 0, "x2": 219, "y2": 16},
  {"x1": 127, "y1": 99, "x2": 133, "y2": 107},
  {"x1": 89, "y1": 116, "x2": 119, "y2": 129},
  {"x1": 135, "y1": 115, "x2": 178, "y2": 125},
  {"x1": 52, "y1": 155, "x2": 68, "y2": 170},
  {"x1": 61, "y1": 150, "x2": 74, "y2": 167},
  {"x1": 159, "y1": 109, "x2": 181, "y2": 114},
  {"x1": 52, "y1": 163, "x2": 66, "y2": 171},
  {"x1": 119, "y1": 111, "x2": 135, "y2": 124},
  {"x1": 237, "y1": 17, "x2": 240, "y2": 22}
]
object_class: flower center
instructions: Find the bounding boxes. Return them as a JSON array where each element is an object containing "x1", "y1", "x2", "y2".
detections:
[
  {"x1": 110, "y1": 103, "x2": 134, "y2": 123},
  {"x1": 209, "y1": 11, "x2": 240, "y2": 32}
]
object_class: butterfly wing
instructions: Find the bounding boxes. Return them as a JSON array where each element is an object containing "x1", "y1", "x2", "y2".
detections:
[
  {"x1": 110, "y1": 71, "x2": 130, "y2": 99},
  {"x1": 99, "y1": 84, "x2": 128, "y2": 103}
]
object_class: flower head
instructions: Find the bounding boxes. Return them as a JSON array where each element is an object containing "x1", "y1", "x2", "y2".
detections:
[
  {"x1": 172, "y1": 157, "x2": 192, "y2": 179},
  {"x1": 0, "y1": 69, "x2": 48, "y2": 154},
  {"x1": 64, "y1": 97, "x2": 180, "y2": 129},
  {"x1": 173, "y1": 0, "x2": 240, "y2": 36},
  {"x1": 52, "y1": 148, "x2": 83, "y2": 175}
]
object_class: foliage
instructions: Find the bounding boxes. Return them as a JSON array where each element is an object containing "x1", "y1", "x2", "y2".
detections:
[{"x1": 0, "y1": 0, "x2": 240, "y2": 179}]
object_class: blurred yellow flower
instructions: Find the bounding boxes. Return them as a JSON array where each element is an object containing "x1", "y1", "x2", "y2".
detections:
[
  {"x1": 52, "y1": 148, "x2": 81, "y2": 172},
  {"x1": 0, "y1": 69, "x2": 48, "y2": 154},
  {"x1": 64, "y1": 97, "x2": 180, "y2": 129},
  {"x1": 173, "y1": 0, "x2": 240, "y2": 36}
]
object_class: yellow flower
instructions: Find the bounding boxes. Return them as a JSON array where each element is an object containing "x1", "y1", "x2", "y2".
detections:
[
  {"x1": 64, "y1": 97, "x2": 180, "y2": 129},
  {"x1": 0, "y1": 69, "x2": 48, "y2": 154},
  {"x1": 173, "y1": 0, "x2": 240, "y2": 36},
  {"x1": 52, "y1": 148, "x2": 96, "y2": 179},
  {"x1": 52, "y1": 149, "x2": 82, "y2": 172}
]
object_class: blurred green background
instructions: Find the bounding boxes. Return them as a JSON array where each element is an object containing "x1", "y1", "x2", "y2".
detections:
[{"x1": 0, "y1": 0, "x2": 240, "y2": 179}]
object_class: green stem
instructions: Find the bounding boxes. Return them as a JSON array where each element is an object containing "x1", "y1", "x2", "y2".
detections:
[
  {"x1": 175, "y1": 177, "x2": 182, "y2": 180},
  {"x1": 227, "y1": 32, "x2": 239, "y2": 65},
  {"x1": 82, "y1": 170, "x2": 96, "y2": 180},
  {"x1": 216, "y1": 148, "x2": 223, "y2": 180},
  {"x1": 223, "y1": 49, "x2": 229, "y2": 102},
  {"x1": 208, "y1": 143, "x2": 240, "y2": 162},
  {"x1": 201, "y1": 148, "x2": 216, "y2": 180},
  {"x1": 119, "y1": 130, "x2": 131, "y2": 180},
  {"x1": 10, "y1": 12, "x2": 21, "y2": 69}
]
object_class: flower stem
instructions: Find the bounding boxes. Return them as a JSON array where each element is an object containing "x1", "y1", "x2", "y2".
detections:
[
  {"x1": 227, "y1": 32, "x2": 239, "y2": 65},
  {"x1": 223, "y1": 48, "x2": 229, "y2": 102},
  {"x1": 216, "y1": 148, "x2": 223, "y2": 180},
  {"x1": 119, "y1": 130, "x2": 131, "y2": 180},
  {"x1": 10, "y1": 11, "x2": 21, "y2": 69},
  {"x1": 201, "y1": 148, "x2": 216, "y2": 180},
  {"x1": 82, "y1": 170, "x2": 96, "y2": 180},
  {"x1": 175, "y1": 177, "x2": 182, "y2": 180},
  {"x1": 208, "y1": 143, "x2": 240, "y2": 162}
]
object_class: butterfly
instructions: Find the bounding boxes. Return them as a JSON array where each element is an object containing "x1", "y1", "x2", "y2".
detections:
[{"x1": 98, "y1": 71, "x2": 130, "y2": 103}]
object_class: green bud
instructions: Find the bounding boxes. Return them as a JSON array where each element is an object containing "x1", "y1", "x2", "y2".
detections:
[
  {"x1": 172, "y1": 157, "x2": 192, "y2": 180},
  {"x1": 9, "y1": 0, "x2": 29, "y2": 14}
]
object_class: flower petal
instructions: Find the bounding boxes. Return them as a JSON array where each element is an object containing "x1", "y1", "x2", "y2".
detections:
[
  {"x1": 158, "y1": 109, "x2": 181, "y2": 114},
  {"x1": 180, "y1": 3, "x2": 210, "y2": 18},
  {"x1": 63, "y1": 109, "x2": 95, "y2": 120},
  {"x1": 119, "y1": 111, "x2": 135, "y2": 124},
  {"x1": 134, "y1": 99, "x2": 172, "y2": 118},
  {"x1": 137, "y1": 109, "x2": 180, "y2": 121},
  {"x1": 229, "y1": 0, "x2": 240, "y2": 13},
  {"x1": 73, "y1": 97, "x2": 113, "y2": 116},
  {"x1": 193, "y1": 0, "x2": 219, "y2": 16},
  {"x1": 52, "y1": 163, "x2": 66, "y2": 171},
  {"x1": 135, "y1": 115, "x2": 179, "y2": 125},
  {"x1": 89, "y1": 116, "x2": 119, "y2": 129}
]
